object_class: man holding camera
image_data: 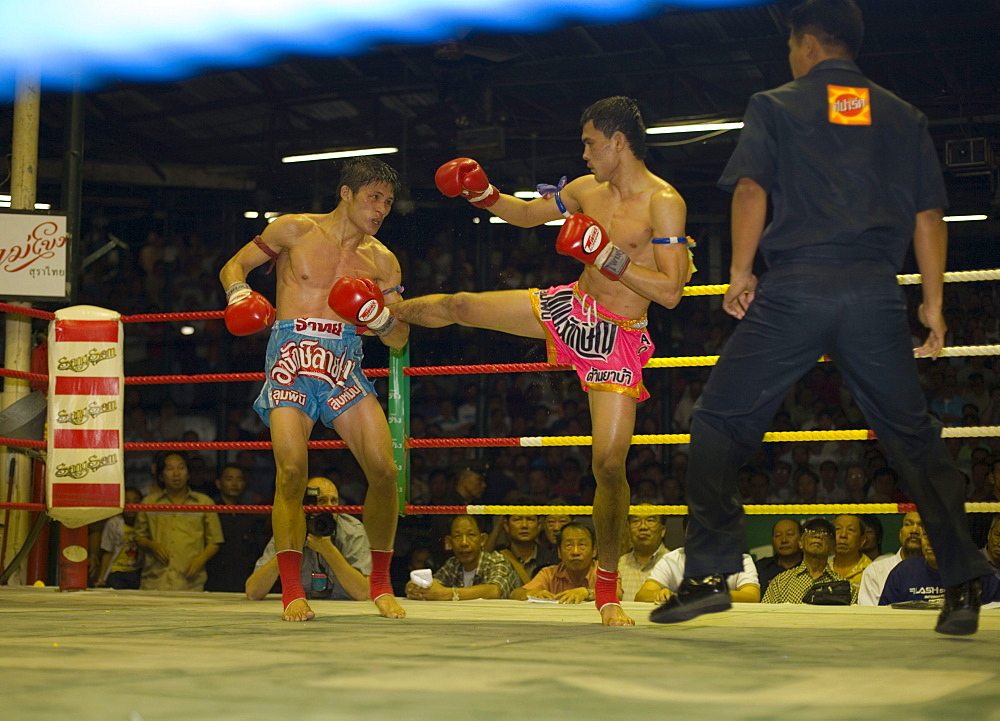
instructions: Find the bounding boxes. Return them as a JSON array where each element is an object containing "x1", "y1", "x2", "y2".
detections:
[{"x1": 245, "y1": 477, "x2": 371, "y2": 602}]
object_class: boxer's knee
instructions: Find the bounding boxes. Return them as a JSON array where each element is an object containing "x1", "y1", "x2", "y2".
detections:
[
  {"x1": 274, "y1": 460, "x2": 308, "y2": 500},
  {"x1": 591, "y1": 451, "x2": 627, "y2": 486},
  {"x1": 448, "y1": 292, "x2": 477, "y2": 324}
]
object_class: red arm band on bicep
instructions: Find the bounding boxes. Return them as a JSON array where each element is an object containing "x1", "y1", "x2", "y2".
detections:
[{"x1": 252, "y1": 235, "x2": 280, "y2": 274}]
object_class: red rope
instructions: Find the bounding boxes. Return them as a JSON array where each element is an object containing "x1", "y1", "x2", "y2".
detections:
[
  {"x1": 408, "y1": 437, "x2": 520, "y2": 448},
  {"x1": 125, "y1": 367, "x2": 387, "y2": 385},
  {"x1": 0, "y1": 437, "x2": 46, "y2": 449},
  {"x1": 405, "y1": 505, "x2": 469, "y2": 514},
  {"x1": 125, "y1": 503, "x2": 364, "y2": 514},
  {"x1": 0, "y1": 368, "x2": 48, "y2": 383},
  {"x1": 0, "y1": 303, "x2": 55, "y2": 320},
  {"x1": 126, "y1": 440, "x2": 348, "y2": 450},
  {"x1": 121, "y1": 311, "x2": 224, "y2": 323},
  {"x1": 126, "y1": 372, "x2": 265, "y2": 385}
]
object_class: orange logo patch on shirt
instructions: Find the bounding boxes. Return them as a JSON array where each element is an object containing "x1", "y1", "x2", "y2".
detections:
[{"x1": 827, "y1": 84, "x2": 871, "y2": 125}]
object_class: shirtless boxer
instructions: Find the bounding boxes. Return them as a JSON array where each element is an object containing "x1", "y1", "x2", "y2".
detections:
[
  {"x1": 392, "y1": 96, "x2": 694, "y2": 626},
  {"x1": 219, "y1": 157, "x2": 407, "y2": 621}
]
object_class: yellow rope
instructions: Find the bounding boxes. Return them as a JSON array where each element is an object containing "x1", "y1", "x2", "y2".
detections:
[
  {"x1": 681, "y1": 268, "x2": 1000, "y2": 296},
  {"x1": 517, "y1": 427, "x2": 1000, "y2": 447},
  {"x1": 643, "y1": 345, "x2": 1000, "y2": 369},
  {"x1": 467, "y1": 502, "x2": 1000, "y2": 516}
]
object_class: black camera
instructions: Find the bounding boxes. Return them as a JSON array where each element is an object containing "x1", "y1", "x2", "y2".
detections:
[{"x1": 304, "y1": 486, "x2": 337, "y2": 540}]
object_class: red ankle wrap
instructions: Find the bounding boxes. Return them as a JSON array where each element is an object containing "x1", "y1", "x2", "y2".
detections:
[
  {"x1": 369, "y1": 549, "x2": 394, "y2": 601},
  {"x1": 277, "y1": 550, "x2": 306, "y2": 609},
  {"x1": 595, "y1": 567, "x2": 621, "y2": 611}
]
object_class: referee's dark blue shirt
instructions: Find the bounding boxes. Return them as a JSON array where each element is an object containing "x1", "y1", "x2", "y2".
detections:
[{"x1": 719, "y1": 58, "x2": 948, "y2": 271}]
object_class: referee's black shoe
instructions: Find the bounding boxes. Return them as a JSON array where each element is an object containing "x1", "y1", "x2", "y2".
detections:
[
  {"x1": 935, "y1": 578, "x2": 982, "y2": 636},
  {"x1": 650, "y1": 574, "x2": 731, "y2": 624}
]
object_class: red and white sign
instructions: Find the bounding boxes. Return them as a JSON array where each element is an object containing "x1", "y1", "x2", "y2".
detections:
[
  {"x1": 46, "y1": 305, "x2": 124, "y2": 528},
  {"x1": 0, "y1": 211, "x2": 69, "y2": 299}
]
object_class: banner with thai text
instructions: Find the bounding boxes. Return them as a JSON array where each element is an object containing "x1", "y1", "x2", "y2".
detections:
[{"x1": 0, "y1": 211, "x2": 69, "y2": 300}]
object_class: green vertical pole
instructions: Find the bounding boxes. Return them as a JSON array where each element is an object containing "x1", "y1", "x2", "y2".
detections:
[{"x1": 388, "y1": 344, "x2": 410, "y2": 516}]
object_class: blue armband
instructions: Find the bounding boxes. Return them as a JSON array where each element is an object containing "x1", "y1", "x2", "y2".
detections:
[
  {"x1": 536, "y1": 176, "x2": 570, "y2": 217},
  {"x1": 652, "y1": 236, "x2": 696, "y2": 248}
]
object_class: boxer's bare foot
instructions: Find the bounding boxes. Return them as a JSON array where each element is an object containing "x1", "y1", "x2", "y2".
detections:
[
  {"x1": 600, "y1": 604, "x2": 635, "y2": 626},
  {"x1": 374, "y1": 594, "x2": 406, "y2": 619},
  {"x1": 283, "y1": 598, "x2": 315, "y2": 622}
]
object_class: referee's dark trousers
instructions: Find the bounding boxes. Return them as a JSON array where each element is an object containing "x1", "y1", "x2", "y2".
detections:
[{"x1": 683, "y1": 260, "x2": 992, "y2": 587}]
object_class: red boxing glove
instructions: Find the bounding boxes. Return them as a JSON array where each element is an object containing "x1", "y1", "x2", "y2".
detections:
[
  {"x1": 328, "y1": 277, "x2": 395, "y2": 335},
  {"x1": 555, "y1": 213, "x2": 631, "y2": 280},
  {"x1": 223, "y1": 284, "x2": 275, "y2": 336},
  {"x1": 434, "y1": 158, "x2": 500, "y2": 209}
]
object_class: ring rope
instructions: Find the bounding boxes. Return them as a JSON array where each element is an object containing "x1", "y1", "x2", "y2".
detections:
[
  {"x1": 1, "y1": 268, "x2": 996, "y2": 323},
  {"x1": 2, "y1": 344, "x2": 995, "y2": 386},
  {"x1": 0, "y1": 426, "x2": 996, "y2": 452},
  {"x1": 406, "y1": 426, "x2": 1000, "y2": 448},
  {"x1": 2, "y1": 501, "x2": 998, "y2": 516}
]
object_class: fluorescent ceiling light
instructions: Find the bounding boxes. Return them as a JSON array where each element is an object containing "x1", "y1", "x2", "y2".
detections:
[
  {"x1": 942, "y1": 214, "x2": 988, "y2": 222},
  {"x1": 647, "y1": 122, "x2": 744, "y2": 135},
  {"x1": 180, "y1": 325, "x2": 195, "y2": 336},
  {"x1": 0, "y1": 195, "x2": 50, "y2": 210},
  {"x1": 244, "y1": 211, "x2": 259, "y2": 219},
  {"x1": 281, "y1": 147, "x2": 398, "y2": 163}
]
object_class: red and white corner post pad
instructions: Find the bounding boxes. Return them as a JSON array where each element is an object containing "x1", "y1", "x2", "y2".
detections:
[{"x1": 46, "y1": 305, "x2": 125, "y2": 528}]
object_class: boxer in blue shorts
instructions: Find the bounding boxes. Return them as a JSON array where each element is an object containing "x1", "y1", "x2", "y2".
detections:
[
  {"x1": 253, "y1": 319, "x2": 374, "y2": 428},
  {"x1": 220, "y1": 157, "x2": 408, "y2": 622}
]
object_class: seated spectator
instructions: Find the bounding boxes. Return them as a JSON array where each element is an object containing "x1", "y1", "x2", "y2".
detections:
[
  {"x1": 635, "y1": 546, "x2": 760, "y2": 604},
  {"x1": 982, "y1": 514, "x2": 1000, "y2": 580},
  {"x1": 754, "y1": 519, "x2": 803, "y2": 597},
  {"x1": 206, "y1": 464, "x2": 267, "y2": 593},
  {"x1": 539, "y1": 512, "x2": 573, "y2": 555},
  {"x1": 880, "y1": 527, "x2": 1000, "y2": 605},
  {"x1": 763, "y1": 517, "x2": 855, "y2": 604},
  {"x1": 488, "y1": 513, "x2": 557, "y2": 585},
  {"x1": 617, "y1": 507, "x2": 669, "y2": 602},
  {"x1": 817, "y1": 460, "x2": 844, "y2": 503},
  {"x1": 95, "y1": 487, "x2": 143, "y2": 589},
  {"x1": 510, "y1": 522, "x2": 601, "y2": 603},
  {"x1": 134, "y1": 451, "x2": 223, "y2": 592},
  {"x1": 433, "y1": 467, "x2": 487, "y2": 541},
  {"x1": 246, "y1": 477, "x2": 371, "y2": 602},
  {"x1": 929, "y1": 369, "x2": 966, "y2": 426},
  {"x1": 791, "y1": 468, "x2": 821, "y2": 504},
  {"x1": 405, "y1": 515, "x2": 519, "y2": 601},
  {"x1": 858, "y1": 514, "x2": 885, "y2": 561},
  {"x1": 830, "y1": 514, "x2": 872, "y2": 596},
  {"x1": 744, "y1": 469, "x2": 771, "y2": 505},
  {"x1": 550, "y1": 457, "x2": 584, "y2": 501},
  {"x1": 858, "y1": 512, "x2": 922, "y2": 605},
  {"x1": 843, "y1": 464, "x2": 869, "y2": 503},
  {"x1": 768, "y1": 461, "x2": 793, "y2": 503},
  {"x1": 870, "y1": 468, "x2": 908, "y2": 504}
]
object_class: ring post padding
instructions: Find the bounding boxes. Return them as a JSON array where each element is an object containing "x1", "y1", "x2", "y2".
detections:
[
  {"x1": 389, "y1": 344, "x2": 410, "y2": 516},
  {"x1": 46, "y1": 305, "x2": 124, "y2": 528}
]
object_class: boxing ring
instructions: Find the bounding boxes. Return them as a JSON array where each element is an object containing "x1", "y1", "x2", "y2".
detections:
[{"x1": 1, "y1": 272, "x2": 1000, "y2": 721}]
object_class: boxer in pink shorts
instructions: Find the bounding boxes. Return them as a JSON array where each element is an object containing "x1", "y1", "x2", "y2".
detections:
[{"x1": 532, "y1": 282, "x2": 654, "y2": 401}]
